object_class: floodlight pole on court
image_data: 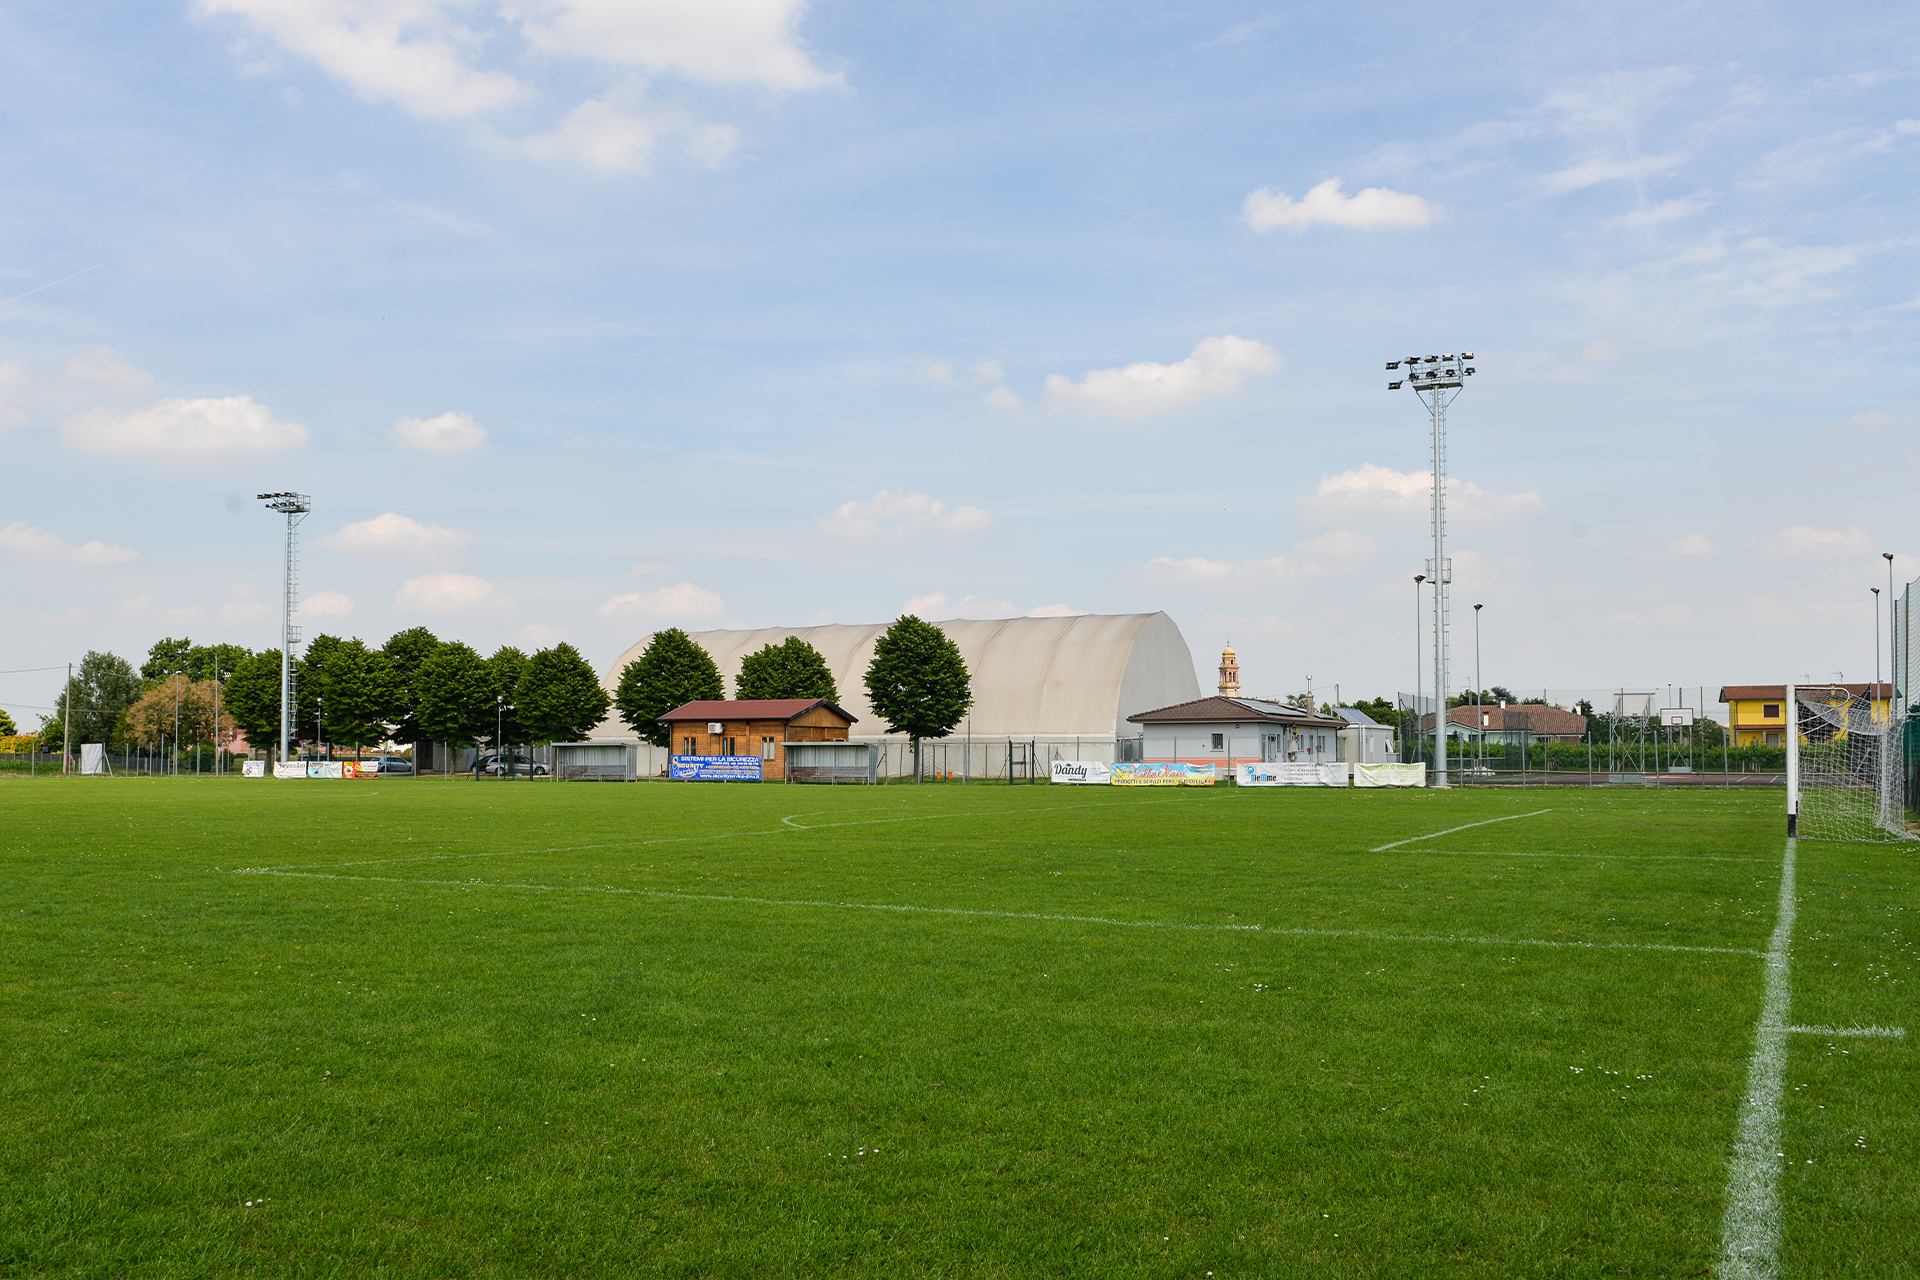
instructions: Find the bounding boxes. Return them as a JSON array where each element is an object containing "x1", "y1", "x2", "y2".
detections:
[
  {"x1": 259, "y1": 492, "x2": 311, "y2": 765},
  {"x1": 1387, "y1": 351, "x2": 1475, "y2": 787}
]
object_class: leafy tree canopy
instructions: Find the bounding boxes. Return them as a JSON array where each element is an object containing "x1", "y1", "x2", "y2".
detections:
[
  {"x1": 293, "y1": 635, "x2": 345, "y2": 744},
  {"x1": 615, "y1": 629, "x2": 723, "y2": 748},
  {"x1": 487, "y1": 647, "x2": 531, "y2": 745},
  {"x1": 863, "y1": 615, "x2": 971, "y2": 748},
  {"x1": 0, "y1": 709, "x2": 16, "y2": 737},
  {"x1": 40, "y1": 651, "x2": 143, "y2": 752},
  {"x1": 382, "y1": 626, "x2": 442, "y2": 743},
  {"x1": 321, "y1": 638, "x2": 401, "y2": 753},
  {"x1": 142, "y1": 637, "x2": 195, "y2": 682},
  {"x1": 416, "y1": 642, "x2": 494, "y2": 749},
  {"x1": 223, "y1": 650, "x2": 284, "y2": 752},
  {"x1": 735, "y1": 636, "x2": 838, "y2": 703},
  {"x1": 516, "y1": 643, "x2": 612, "y2": 744},
  {"x1": 1346, "y1": 696, "x2": 1400, "y2": 729}
]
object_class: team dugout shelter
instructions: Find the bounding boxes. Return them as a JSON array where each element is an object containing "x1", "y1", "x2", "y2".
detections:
[{"x1": 660, "y1": 699, "x2": 858, "y2": 781}]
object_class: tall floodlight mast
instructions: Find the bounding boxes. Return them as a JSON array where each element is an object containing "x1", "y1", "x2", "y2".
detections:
[
  {"x1": 1386, "y1": 351, "x2": 1476, "y2": 788},
  {"x1": 258, "y1": 492, "x2": 311, "y2": 765}
]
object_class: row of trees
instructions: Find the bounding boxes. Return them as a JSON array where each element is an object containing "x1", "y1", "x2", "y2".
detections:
[
  {"x1": 608, "y1": 617, "x2": 973, "y2": 764},
  {"x1": 34, "y1": 613, "x2": 975, "y2": 764}
]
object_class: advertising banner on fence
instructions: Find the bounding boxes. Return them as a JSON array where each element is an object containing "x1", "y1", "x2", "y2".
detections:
[
  {"x1": 1111, "y1": 762, "x2": 1216, "y2": 786},
  {"x1": 273, "y1": 762, "x2": 305, "y2": 779},
  {"x1": 341, "y1": 761, "x2": 377, "y2": 779},
  {"x1": 1354, "y1": 763, "x2": 1427, "y2": 788},
  {"x1": 1050, "y1": 760, "x2": 1112, "y2": 785},
  {"x1": 669, "y1": 754, "x2": 765, "y2": 781},
  {"x1": 1237, "y1": 762, "x2": 1350, "y2": 787},
  {"x1": 242, "y1": 760, "x2": 266, "y2": 778}
]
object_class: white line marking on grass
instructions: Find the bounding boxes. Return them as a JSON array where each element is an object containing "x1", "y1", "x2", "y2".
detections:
[
  {"x1": 1371, "y1": 809, "x2": 1552, "y2": 852},
  {"x1": 1416, "y1": 848, "x2": 1768, "y2": 864},
  {"x1": 227, "y1": 869, "x2": 1758, "y2": 956},
  {"x1": 1785, "y1": 1024, "x2": 1905, "y2": 1039},
  {"x1": 1718, "y1": 838, "x2": 1796, "y2": 1280}
]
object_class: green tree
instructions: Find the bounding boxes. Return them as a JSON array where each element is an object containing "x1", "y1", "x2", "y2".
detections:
[
  {"x1": 321, "y1": 638, "x2": 400, "y2": 756},
  {"x1": 1348, "y1": 696, "x2": 1400, "y2": 729},
  {"x1": 735, "y1": 636, "x2": 838, "y2": 702},
  {"x1": 223, "y1": 649, "x2": 284, "y2": 753},
  {"x1": 615, "y1": 629, "x2": 723, "y2": 748},
  {"x1": 487, "y1": 647, "x2": 531, "y2": 747},
  {"x1": 142, "y1": 637, "x2": 195, "y2": 683},
  {"x1": 516, "y1": 643, "x2": 612, "y2": 744},
  {"x1": 293, "y1": 634, "x2": 345, "y2": 747},
  {"x1": 41, "y1": 651, "x2": 143, "y2": 752},
  {"x1": 0, "y1": 709, "x2": 17, "y2": 738},
  {"x1": 186, "y1": 642, "x2": 253, "y2": 684},
  {"x1": 382, "y1": 626, "x2": 442, "y2": 745},
  {"x1": 863, "y1": 615, "x2": 972, "y2": 771},
  {"x1": 416, "y1": 642, "x2": 494, "y2": 749}
]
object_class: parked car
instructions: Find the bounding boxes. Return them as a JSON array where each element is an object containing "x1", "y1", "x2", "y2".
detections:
[
  {"x1": 473, "y1": 751, "x2": 549, "y2": 777},
  {"x1": 368, "y1": 754, "x2": 414, "y2": 775}
]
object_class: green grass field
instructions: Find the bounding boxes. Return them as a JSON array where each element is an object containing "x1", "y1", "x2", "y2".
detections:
[{"x1": 2, "y1": 777, "x2": 1914, "y2": 1277}]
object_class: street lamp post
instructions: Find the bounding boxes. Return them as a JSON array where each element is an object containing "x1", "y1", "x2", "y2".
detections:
[
  {"x1": 1387, "y1": 350, "x2": 1476, "y2": 787},
  {"x1": 1414, "y1": 574, "x2": 1426, "y2": 768},
  {"x1": 1473, "y1": 604, "x2": 1484, "y2": 775},
  {"x1": 317, "y1": 694, "x2": 325, "y2": 762},
  {"x1": 172, "y1": 668, "x2": 182, "y2": 778}
]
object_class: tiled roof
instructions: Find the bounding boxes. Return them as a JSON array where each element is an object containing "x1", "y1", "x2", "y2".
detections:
[
  {"x1": 660, "y1": 699, "x2": 856, "y2": 723},
  {"x1": 1128, "y1": 696, "x2": 1346, "y2": 727},
  {"x1": 1719, "y1": 683, "x2": 1889, "y2": 701},
  {"x1": 1441, "y1": 704, "x2": 1589, "y2": 736}
]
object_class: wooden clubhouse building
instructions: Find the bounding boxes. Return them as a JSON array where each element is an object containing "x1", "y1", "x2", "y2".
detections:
[{"x1": 659, "y1": 698, "x2": 857, "y2": 781}]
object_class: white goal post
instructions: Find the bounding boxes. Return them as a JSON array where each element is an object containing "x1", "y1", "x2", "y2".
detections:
[{"x1": 1787, "y1": 681, "x2": 1914, "y2": 842}]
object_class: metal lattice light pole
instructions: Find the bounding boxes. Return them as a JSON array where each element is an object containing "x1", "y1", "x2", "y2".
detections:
[
  {"x1": 258, "y1": 492, "x2": 311, "y2": 766},
  {"x1": 1387, "y1": 351, "x2": 1476, "y2": 787}
]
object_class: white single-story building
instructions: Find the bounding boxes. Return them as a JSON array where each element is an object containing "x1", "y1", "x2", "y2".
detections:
[
  {"x1": 1332, "y1": 706, "x2": 1399, "y2": 765},
  {"x1": 1126, "y1": 696, "x2": 1351, "y2": 767}
]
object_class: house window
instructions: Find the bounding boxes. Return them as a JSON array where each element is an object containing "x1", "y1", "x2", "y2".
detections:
[
  {"x1": 1765, "y1": 731, "x2": 1782, "y2": 747},
  {"x1": 761, "y1": 736, "x2": 776, "y2": 760},
  {"x1": 682, "y1": 736, "x2": 696, "y2": 754},
  {"x1": 1210, "y1": 733, "x2": 1224, "y2": 750},
  {"x1": 1763, "y1": 703, "x2": 1780, "y2": 719},
  {"x1": 724, "y1": 737, "x2": 737, "y2": 756}
]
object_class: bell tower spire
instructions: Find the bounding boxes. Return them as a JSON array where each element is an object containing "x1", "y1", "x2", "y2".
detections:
[{"x1": 1218, "y1": 643, "x2": 1240, "y2": 698}]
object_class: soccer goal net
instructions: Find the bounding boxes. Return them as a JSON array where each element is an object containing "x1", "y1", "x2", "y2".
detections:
[{"x1": 1788, "y1": 684, "x2": 1915, "y2": 842}]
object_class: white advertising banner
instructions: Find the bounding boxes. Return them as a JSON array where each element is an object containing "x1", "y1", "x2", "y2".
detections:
[
  {"x1": 273, "y1": 762, "x2": 305, "y2": 779},
  {"x1": 1355, "y1": 763, "x2": 1427, "y2": 788},
  {"x1": 1050, "y1": 760, "x2": 1111, "y2": 785},
  {"x1": 242, "y1": 760, "x2": 266, "y2": 778},
  {"x1": 1237, "y1": 762, "x2": 1350, "y2": 787},
  {"x1": 308, "y1": 762, "x2": 344, "y2": 779},
  {"x1": 79, "y1": 744, "x2": 108, "y2": 776}
]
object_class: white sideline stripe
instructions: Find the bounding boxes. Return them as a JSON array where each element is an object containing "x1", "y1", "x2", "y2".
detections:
[
  {"x1": 1785, "y1": 1024, "x2": 1905, "y2": 1039},
  {"x1": 1417, "y1": 848, "x2": 1767, "y2": 864},
  {"x1": 227, "y1": 869, "x2": 1759, "y2": 956},
  {"x1": 1371, "y1": 809, "x2": 1552, "y2": 852},
  {"x1": 1718, "y1": 838, "x2": 1796, "y2": 1280},
  {"x1": 269, "y1": 798, "x2": 1175, "y2": 871}
]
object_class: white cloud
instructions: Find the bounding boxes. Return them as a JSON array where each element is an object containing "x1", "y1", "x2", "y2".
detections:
[
  {"x1": 112, "y1": 594, "x2": 207, "y2": 626},
  {"x1": 820, "y1": 491, "x2": 993, "y2": 537},
  {"x1": 1898, "y1": 119, "x2": 1920, "y2": 135},
  {"x1": 1026, "y1": 603, "x2": 1087, "y2": 617},
  {"x1": 61, "y1": 346, "x2": 153, "y2": 393},
  {"x1": 304, "y1": 590, "x2": 356, "y2": 618},
  {"x1": 521, "y1": 623, "x2": 569, "y2": 646},
  {"x1": 598, "y1": 581, "x2": 725, "y2": 621},
  {"x1": 1667, "y1": 533, "x2": 1716, "y2": 557},
  {"x1": 31, "y1": 606, "x2": 93, "y2": 626},
  {"x1": 1581, "y1": 339, "x2": 1620, "y2": 362},
  {"x1": 971, "y1": 358, "x2": 1003, "y2": 383},
  {"x1": 391, "y1": 410, "x2": 487, "y2": 452},
  {"x1": 1605, "y1": 196, "x2": 1711, "y2": 228},
  {"x1": 396, "y1": 573, "x2": 504, "y2": 615},
  {"x1": 61, "y1": 395, "x2": 308, "y2": 457},
  {"x1": 319, "y1": 512, "x2": 474, "y2": 558},
  {"x1": 1295, "y1": 463, "x2": 1543, "y2": 525},
  {"x1": 922, "y1": 361, "x2": 955, "y2": 382},
  {"x1": 0, "y1": 521, "x2": 137, "y2": 564},
  {"x1": 982, "y1": 385, "x2": 1021, "y2": 413},
  {"x1": 1044, "y1": 335, "x2": 1279, "y2": 420},
  {"x1": 195, "y1": 0, "x2": 532, "y2": 119},
  {"x1": 629, "y1": 561, "x2": 670, "y2": 577},
  {"x1": 509, "y1": 91, "x2": 666, "y2": 172},
  {"x1": 219, "y1": 599, "x2": 276, "y2": 623},
  {"x1": 1540, "y1": 152, "x2": 1687, "y2": 195},
  {"x1": 511, "y1": 0, "x2": 838, "y2": 90},
  {"x1": 1721, "y1": 238, "x2": 1861, "y2": 307},
  {"x1": 1241, "y1": 179, "x2": 1435, "y2": 231},
  {"x1": 903, "y1": 592, "x2": 1016, "y2": 619},
  {"x1": 1776, "y1": 525, "x2": 1876, "y2": 557},
  {"x1": 1130, "y1": 530, "x2": 1377, "y2": 586}
]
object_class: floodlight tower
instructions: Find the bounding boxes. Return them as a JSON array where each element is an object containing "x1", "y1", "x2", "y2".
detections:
[
  {"x1": 258, "y1": 492, "x2": 311, "y2": 765},
  {"x1": 1386, "y1": 351, "x2": 1477, "y2": 787}
]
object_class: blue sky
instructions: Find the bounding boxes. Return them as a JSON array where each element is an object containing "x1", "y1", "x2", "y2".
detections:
[{"x1": 3, "y1": 0, "x2": 1918, "y2": 724}]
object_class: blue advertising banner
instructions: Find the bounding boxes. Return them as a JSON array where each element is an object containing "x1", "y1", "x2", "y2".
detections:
[{"x1": 669, "y1": 754, "x2": 765, "y2": 781}]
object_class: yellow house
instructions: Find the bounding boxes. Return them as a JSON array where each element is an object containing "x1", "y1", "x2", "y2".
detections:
[{"x1": 1718, "y1": 683, "x2": 1891, "y2": 747}]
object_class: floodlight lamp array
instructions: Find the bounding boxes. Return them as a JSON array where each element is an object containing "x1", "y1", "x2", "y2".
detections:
[
  {"x1": 1386, "y1": 351, "x2": 1476, "y2": 390},
  {"x1": 258, "y1": 491, "x2": 312, "y2": 514}
]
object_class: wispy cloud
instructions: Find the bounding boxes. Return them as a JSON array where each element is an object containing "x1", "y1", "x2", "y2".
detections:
[
  {"x1": 1045, "y1": 336, "x2": 1278, "y2": 419},
  {"x1": 1242, "y1": 179, "x2": 1435, "y2": 231},
  {"x1": 820, "y1": 491, "x2": 992, "y2": 537}
]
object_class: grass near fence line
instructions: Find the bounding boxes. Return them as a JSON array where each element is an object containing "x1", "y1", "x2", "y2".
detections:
[{"x1": 2, "y1": 777, "x2": 1913, "y2": 1277}]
